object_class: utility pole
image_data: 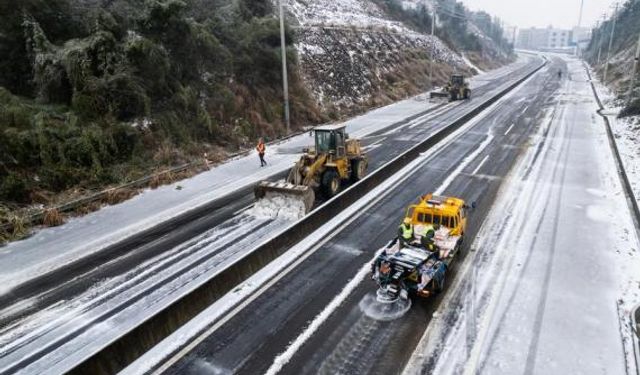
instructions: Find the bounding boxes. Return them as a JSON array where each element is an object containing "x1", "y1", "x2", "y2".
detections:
[
  {"x1": 603, "y1": 3, "x2": 618, "y2": 83},
  {"x1": 597, "y1": 14, "x2": 606, "y2": 64},
  {"x1": 278, "y1": 0, "x2": 291, "y2": 134},
  {"x1": 429, "y1": 4, "x2": 437, "y2": 85},
  {"x1": 576, "y1": 0, "x2": 584, "y2": 56},
  {"x1": 577, "y1": 0, "x2": 584, "y2": 27},
  {"x1": 626, "y1": 32, "x2": 640, "y2": 106}
]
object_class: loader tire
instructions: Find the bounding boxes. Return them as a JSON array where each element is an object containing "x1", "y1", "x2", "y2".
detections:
[
  {"x1": 321, "y1": 170, "x2": 340, "y2": 198},
  {"x1": 351, "y1": 158, "x2": 367, "y2": 182}
]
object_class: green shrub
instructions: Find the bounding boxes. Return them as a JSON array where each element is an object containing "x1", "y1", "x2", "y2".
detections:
[
  {"x1": 125, "y1": 34, "x2": 171, "y2": 96},
  {"x1": 72, "y1": 73, "x2": 149, "y2": 120},
  {"x1": 0, "y1": 0, "x2": 318, "y2": 207},
  {"x1": 0, "y1": 173, "x2": 29, "y2": 203}
]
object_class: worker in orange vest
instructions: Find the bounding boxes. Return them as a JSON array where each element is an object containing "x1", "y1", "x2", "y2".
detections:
[{"x1": 256, "y1": 138, "x2": 267, "y2": 167}]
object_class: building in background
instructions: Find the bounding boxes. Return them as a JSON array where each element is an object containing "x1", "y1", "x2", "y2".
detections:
[
  {"x1": 516, "y1": 26, "x2": 581, "y2": 51},
  {"x1": 401, "y1": 1, "x2": 419, "y2": 11}
]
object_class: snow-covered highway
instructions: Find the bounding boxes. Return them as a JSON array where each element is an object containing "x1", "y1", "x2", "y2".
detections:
[
  {"x1": 127, "y1": 55, "x2": 639, "y2": 375},
  {"x1": 124, "y1": 55, "x2": 562, "y2": 374},
  {"x1": 406, "y1": 56, "x2": 640, "y2": 375},
  {"x1": 0, "y1": 56, "x2": 545, "y2": 374}
]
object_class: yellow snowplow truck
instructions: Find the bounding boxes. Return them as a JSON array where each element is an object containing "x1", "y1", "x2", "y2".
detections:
[
  {"x1": 255, "y1": 125, "x2": 368, "y2": 214},
  {"x1": 371, "y1": 193, "x2": 472, "y2": 302},
  {"x1": 429, "y1": 74, "x2": 471, "y2": 101}
]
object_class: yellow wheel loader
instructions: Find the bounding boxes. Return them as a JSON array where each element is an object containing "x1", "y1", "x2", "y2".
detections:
[
  {"x1": 255, "y1": 125, "x2": 368, "y2": 214},
  {"x1": 429, "y1": 74, "x2": 471, "y2": 101}
]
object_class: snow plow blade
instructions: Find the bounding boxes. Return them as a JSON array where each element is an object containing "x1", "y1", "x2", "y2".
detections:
[
  {"x1": 429, "y1": 91, "x2": 449, "y2": 99},
  {"x1": 254, "y1": 181, "x2": 316, "y2": 214}
]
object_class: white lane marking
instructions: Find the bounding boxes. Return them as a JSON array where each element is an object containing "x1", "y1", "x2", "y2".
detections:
[
  {"x1": 381, "y1": 103, "x2": 454, "y2": 135},
  {"x1": 363, "y1": 138, "x2": 385, "y2": 151},
  {"x1": 521, "y1": 105, "x2": 529, "y2": 114},
  {"x1": 364, "y1": 143, "x2": 383, "y2": 152},
  {"x1": 233, "y1": 204, "x2": 254, "y2": 216},
  {"x1": 434, "y1": 132, "x2": 494, "y2": 196},
  {"x1": 472, "y1": 155, "x2": 490, "y2": 175},
  {"x1": 409, "y1": 103, "x2": 458, "y2": 129},
  {"x1": 265, "y1": 251, "x2": 382, "y2": 375},
  {"x1": 504, "y1": 123, "x2": 515, "y2": 136}
]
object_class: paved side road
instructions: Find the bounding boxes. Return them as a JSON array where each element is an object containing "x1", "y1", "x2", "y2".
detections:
[{"x1": 406, "y1": 56, "x2": 640, "y2": 375}]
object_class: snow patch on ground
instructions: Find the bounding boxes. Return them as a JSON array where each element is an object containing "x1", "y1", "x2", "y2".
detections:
[
  {"x1": 462, "y1": 53, "x2": 486, "y2": 75},
  {"x1": 251, "y1": 193, "x2": 307, "y2": 221},
  {"x1": 610, "y1": 116, "x2": 640, "y2": 205},
  {"x1": 287, "y1": 0, "x2": 469, "y2": 110},
  {"x1": 287, "y1": 0, "x2": 408, "y2": 31}
]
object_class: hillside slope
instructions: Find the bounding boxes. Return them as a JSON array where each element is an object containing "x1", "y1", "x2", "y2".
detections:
[
  {"x1": 0, "y1": 0, "x2": 514, "y2": 237},
  {"x1": 288, "y1": 0, "x2": 515, "y2": 115},
  {"x1": 585, "y1": 0, "x2": 640, "y2": 117}
]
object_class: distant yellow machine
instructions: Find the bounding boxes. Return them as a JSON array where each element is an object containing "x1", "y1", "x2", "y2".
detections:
[
  {"x1": 429, "y1": 74, "x2": 471, "y2": 101},
  {"x1": 255, "y1": 125, "x2": 368, "y2": 213},
  {"x1": 404, "y1": 193, "x2": 468, "y2": 237}
]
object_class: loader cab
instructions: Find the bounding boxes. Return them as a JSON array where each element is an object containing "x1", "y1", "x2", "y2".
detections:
[
  {"x1": 450, "y1": 75, "x2": 464, "y2": 86},
  {"x1": 405, "y1": 193, "x2": 467, "y2": 236},
  {"x1": 314, "y1": 125, "x2": 347, "y2": 158}
]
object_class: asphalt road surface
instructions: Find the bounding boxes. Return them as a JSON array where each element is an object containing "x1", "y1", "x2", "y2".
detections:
[{"x1": 160, "y1": 57, "x2": 564, "y2": 375}]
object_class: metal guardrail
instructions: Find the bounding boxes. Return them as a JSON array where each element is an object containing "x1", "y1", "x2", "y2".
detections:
[
  {"x1": 65, "y1": 60, "x2": 548, "y2": 374},
  {"x1": 584, "y1": 62, "x2": 640, "y2": 239},
  {"x1": 633, "y1": 304, "x2": 640, "y2": 375},
  {"x1": 585, "y1": 62, "x2": 640, "y2": 375},
  {"x1": 0, "y1": 161, "x2": 206, "y2": 236}
]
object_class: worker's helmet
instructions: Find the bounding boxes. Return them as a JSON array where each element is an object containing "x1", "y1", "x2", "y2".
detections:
[
  {"x1": 403, "y1": 217, "x2": 411, "y2": 225},
  {"x1": 425, "y1": 228, "x2": 435, "y2": 239}
]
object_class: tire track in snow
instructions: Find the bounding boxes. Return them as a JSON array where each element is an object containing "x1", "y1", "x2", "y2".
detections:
[
  {"x1": 522, "y1": 78, "x2": 575, "y2": 375},
  {"x1": 469, "y1": 98, "x2": 573, "y2": 374}
]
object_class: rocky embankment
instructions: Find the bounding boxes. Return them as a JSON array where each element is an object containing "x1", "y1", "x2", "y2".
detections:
[{"x1": 286, "y1": 0, "x2": 511, "y2": 116}]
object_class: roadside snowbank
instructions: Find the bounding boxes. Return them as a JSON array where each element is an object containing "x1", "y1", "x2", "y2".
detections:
[
  {"x1": 611, "y1": 116, "x2": 640, "y2": 204},
  {"x1": 588, "y1": 67, "x2": 640, "y2": 208}
]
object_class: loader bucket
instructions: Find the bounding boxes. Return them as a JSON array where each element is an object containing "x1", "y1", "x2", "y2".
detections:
[
  {"x1": 254, "y1": 181, "x2": 316, "y2": 215},
  {"x1": 429, "y1": 91, "x2": 449, "y2": 99}
]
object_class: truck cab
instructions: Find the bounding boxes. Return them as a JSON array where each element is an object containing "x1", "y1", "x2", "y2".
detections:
[{"x1": 405, "y1": 193, "x2": 467, "y2": 237}]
